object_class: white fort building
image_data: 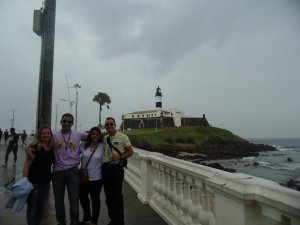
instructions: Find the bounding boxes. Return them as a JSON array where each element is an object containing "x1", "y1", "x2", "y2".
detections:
[{"x1": 120, "y1": 86, "x2": 209, "y2": 130}]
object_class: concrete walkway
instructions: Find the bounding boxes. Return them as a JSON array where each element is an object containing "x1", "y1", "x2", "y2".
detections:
[{"x1": 0, "y1": 139, "x2": 167, "y2": 225}]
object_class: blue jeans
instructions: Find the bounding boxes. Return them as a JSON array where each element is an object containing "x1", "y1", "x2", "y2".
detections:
[
  {"x1": 52, "y1": 166, "x2": 80, "y2": 225},
  {"x1": 27, "y1": 182, "x2": 50, "y2": 225}
]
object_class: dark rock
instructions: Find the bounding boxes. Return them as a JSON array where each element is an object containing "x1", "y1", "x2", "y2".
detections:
[
  {"x1": 286, "y1": 179, "x2": 299, "y2": 187},
  {"x1": 202, "y1": 162, "x2": 236, "y2": 173},
  {"x1": 253, "y1": 162, "x2": 259, "y2": 167},
  {"x1": 287, "y1": 157, "x2": 293, "y2": 162}
]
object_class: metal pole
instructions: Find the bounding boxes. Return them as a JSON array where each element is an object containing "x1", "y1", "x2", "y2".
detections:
[
  {"x1": 11, "y1": 110, "x2": 15, "y2": 128},
  {"x1": 34, "y1": 0, "x2": 56, "y2": 132},
  {"x1": 75, "y1": 89, "x2": 78, "y2": 131},
  {"x1": 55, "y1": 104, "x2": 58, "y2": 131},
  {"x1": 73, "y1": 84, "x2": 81, "y2": 131}
]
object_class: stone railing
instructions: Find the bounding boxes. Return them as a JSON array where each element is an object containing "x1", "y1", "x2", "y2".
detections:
[{"x1": 125, "y1": 148, "x2": 300, "y2": 225}]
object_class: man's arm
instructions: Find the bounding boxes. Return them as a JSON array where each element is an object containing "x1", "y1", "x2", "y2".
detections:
[{"x1": 122, "y1": 145, "x2": 134, "y2": 159}]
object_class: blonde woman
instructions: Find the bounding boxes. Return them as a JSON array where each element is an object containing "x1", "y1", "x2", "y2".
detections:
[{"x1": 23, "y1": 126, "x2": 55, "y2": 225}]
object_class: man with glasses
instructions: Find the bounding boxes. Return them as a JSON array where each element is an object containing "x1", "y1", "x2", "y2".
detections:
[
  {"x1": 26, "y1": 113, "x2": 88, "y2": 225},
  {"x1": 102, "y1": 117, "x2": 134, "y2": 225},
  {"x1": 52, "y1": 113, "x2": 88, "y2": 225}
]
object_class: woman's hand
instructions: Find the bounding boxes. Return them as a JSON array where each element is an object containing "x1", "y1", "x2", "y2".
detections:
[{"x1": 25, "y1": 148, "x2": 35, "y2": 161}]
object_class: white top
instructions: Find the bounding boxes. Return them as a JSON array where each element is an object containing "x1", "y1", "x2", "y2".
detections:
[{"x1": 80, "y1": 143, "x2": 104, "y2": 181}]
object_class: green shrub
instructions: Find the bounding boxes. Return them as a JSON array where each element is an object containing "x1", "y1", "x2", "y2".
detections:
[
  {"x1": 175, "y1": 137, "x2": 186, "y2": 143},
  {"x1": 165, "y1": 138, "x2": 174, "y2": 144},
  {"x1": 186, "y1": 136, "x2": 195, "y2": 144}
]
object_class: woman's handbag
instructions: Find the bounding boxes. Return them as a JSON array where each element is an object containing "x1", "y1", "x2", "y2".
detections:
[
  {"x1": 79, "y1": 168, "x2": 89, "y2": 183},
  {"x1": 79, "y1": 147, "x2": 96, "y2": 183}
]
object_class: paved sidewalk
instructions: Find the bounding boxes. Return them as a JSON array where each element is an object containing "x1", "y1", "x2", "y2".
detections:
[{"x1": 0, "y1": 140, "x2": 167, "y2": 225}]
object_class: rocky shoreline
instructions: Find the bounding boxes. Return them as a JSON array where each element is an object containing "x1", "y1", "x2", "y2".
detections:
[
  {"x1": 135, "y1": 141, "x2": 277, "y2": 162},
  {"x1": 134, "y1": 141, "x2": 300, "y2": 191}
]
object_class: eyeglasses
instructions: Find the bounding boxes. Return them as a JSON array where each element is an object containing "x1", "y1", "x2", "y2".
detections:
[
  {"x1": 105, "y1": 123, "x2": 114, "y2": 126},
  {"x1": 62, "y1": 120, "x2": 73, "y2": 125}
]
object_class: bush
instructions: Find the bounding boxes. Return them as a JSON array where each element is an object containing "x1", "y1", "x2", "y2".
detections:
[
  {"x1": 186, "y1": 136, "x2": 195, "y2": 144},
  {"x1": 175, "y1": 137, "x2": 186, "y2": 143},
  {"x1": 165, "y1": 138, "x2": 174, "y2": 144}
]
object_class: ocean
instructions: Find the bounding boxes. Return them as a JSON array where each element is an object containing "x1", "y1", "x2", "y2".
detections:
[{"x1": 215, "y1": 138, "x2": 300, "y2": 187}]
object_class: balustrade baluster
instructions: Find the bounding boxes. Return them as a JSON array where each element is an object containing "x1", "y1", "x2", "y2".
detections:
[
  {"x1": 199, "y1": 183, "x2": 215, "y2": 225},
  {"x1": 162, "y1": 168, "x2": 171, "y2": 208},
  {"x1": 167, "y1": 170, "x2": 177, "y2": 212},
  {"x1": 151, "y1": 162, "x2": 160, "y2": 201},
  {"x1": 188, "y1": 181, "x2": 203, "y2": 225},
  {"x1": 179, "y1": 176, "x2": 193, "y2": 224},
  {"x1": 174, "y1": 173, "x2": 184, "y2": 218}
]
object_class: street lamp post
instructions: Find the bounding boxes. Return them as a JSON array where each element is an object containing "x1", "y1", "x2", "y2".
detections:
[
  {"x1": 60, "y1": 98, "x2": 74, "y2": 113},
  {"x1": 73, "y1": 83, "x2": 81, "y2": 131},
  {"x1": 11, "y1": 109, "x2": 15, "y2": 128},
  {"x1": 55, "y1": 104, "x2": 58, "y2": 131}
]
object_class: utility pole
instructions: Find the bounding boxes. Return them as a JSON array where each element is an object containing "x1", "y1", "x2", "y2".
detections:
[
  {"x1": 11, "y1": 109, "x2": 15, "y2": 128},
  {"x1": 73, "y1": 83, "x2": 82, "y2": 131},
  {"x1": 33, "y1": 0, "x2": 56, "y2": 132}
]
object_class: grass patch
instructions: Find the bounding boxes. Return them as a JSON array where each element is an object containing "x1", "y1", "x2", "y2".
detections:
[{"x1": 124, "y1": 126, "x2": 246, "y2": 148}]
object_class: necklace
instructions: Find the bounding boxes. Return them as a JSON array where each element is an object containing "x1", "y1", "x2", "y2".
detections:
[{"x1": 61, "y1": 130, "x2": 72, "y2": 150}]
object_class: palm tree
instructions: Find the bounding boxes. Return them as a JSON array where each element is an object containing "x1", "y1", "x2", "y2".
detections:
[{"x1": 93, "y1": 92, "x2": 111, "y2": 128}]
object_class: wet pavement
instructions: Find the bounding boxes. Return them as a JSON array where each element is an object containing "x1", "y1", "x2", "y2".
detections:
[{"x1": 0, "y1": 138, "x2": 167, "y2": 225}]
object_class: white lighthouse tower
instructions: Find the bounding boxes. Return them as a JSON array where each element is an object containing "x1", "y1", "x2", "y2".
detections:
[{"x1": 155, "y1": 86, "x2": 162, "y2": 108}]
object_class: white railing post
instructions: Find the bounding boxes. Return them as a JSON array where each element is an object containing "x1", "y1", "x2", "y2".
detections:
[{"x1": 137, "y1": 157, "x2": 154, "y2": 204}]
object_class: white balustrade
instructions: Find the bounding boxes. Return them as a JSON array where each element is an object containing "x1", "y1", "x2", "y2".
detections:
[{"x1": 124, "y1": 148, "x2": 300, "y2": 225}]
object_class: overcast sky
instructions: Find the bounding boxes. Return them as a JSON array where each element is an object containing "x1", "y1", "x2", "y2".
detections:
[{"x1": 0, "y1": 0, "x2": 299, "y2": 138}]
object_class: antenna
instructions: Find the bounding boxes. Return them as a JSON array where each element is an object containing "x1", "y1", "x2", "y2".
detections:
[{"x1": 66, "y1": 75, "x2": 71, "y2": 103}]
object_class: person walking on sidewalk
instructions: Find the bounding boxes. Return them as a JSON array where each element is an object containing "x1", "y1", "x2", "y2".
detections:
[
  {"x1": 4, "y1": 128, "x2": 19, "y2": 166},
  {"x1": 0, "y1": 128, "x2": 3, "y2": 145},
  {"x1": 79, "y1": 127, "x2": 104, "y2": 225},
  {"x1": 102, "y1": 117, "x2": 134, "y2": 225},
  {"x1": 21, "y1": 130, "x2": 28, "y2": 146},
  {"x1": 4, "y1": 129, "x2": 9, "y2": 145},
  {"x1": 23, "y1": 125, "x2": 55, "y2": 225}
]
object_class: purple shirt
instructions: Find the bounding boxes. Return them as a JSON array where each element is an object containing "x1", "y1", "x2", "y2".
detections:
[{"x1": 52, "y1": 130, "x2": 88, "y2": 171}]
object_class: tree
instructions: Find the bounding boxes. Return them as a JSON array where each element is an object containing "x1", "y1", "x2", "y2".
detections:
[{"x1": 93, "y1": 92, "x2": 111, "y2": 128}]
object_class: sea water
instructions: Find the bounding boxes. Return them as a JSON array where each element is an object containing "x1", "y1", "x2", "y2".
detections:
[{"x1": 217, "y1": 138, "x2": 300, "y2": 186}]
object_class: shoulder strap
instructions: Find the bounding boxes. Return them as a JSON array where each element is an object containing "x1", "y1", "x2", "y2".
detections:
[
  {"x1": 84, "y1": 148, "x2": 96, "y2": 169},
  {"x1": 107, "y1": 136, "x2": 122, "y2": 156}
]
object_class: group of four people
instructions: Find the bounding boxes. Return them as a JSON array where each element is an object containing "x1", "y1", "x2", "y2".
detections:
[{"x1": 24, "y1": 113, "x2": 133, "y2": 225}]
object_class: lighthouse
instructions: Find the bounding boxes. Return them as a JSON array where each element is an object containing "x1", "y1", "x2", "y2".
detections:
[{"x1": 155, "y1": 86, "x2": 162, "y2": 108}]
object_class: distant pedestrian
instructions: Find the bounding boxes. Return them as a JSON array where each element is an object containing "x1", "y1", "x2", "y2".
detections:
[
  {"x1": 23, "y1": 125, "x2": 55, "y2": 225},
  {"x1": 0, "y1": 128, "x2": 3, "y2": 145},
  {"x1": 4, "y1": 129, "x2": 9, "y2": 145},
  {"x1": 22, "y1": 130, "x2": 28, "y2": 146},
  {"x1": 5, "y1": 128, "x2": 19, "y2": 166}
]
